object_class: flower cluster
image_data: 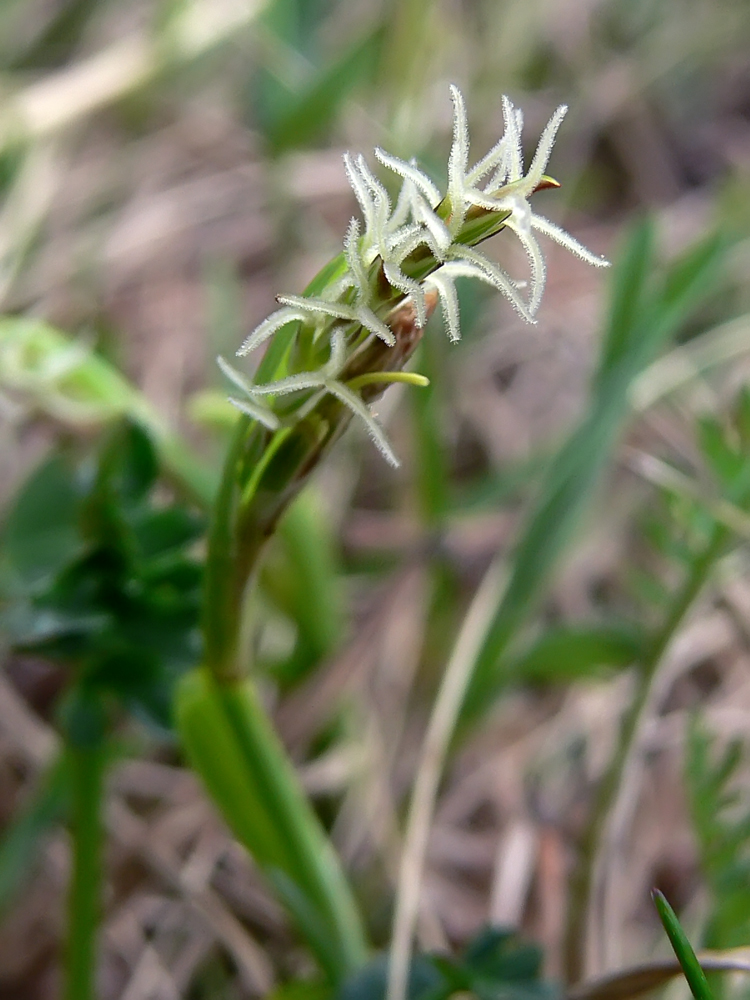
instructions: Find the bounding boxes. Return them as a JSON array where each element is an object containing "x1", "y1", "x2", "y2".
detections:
[{"x1": 220, "y1": 86, "x2": 608, "y2": 465}]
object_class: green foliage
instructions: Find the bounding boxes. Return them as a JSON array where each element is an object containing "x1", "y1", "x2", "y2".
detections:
[
  {"x1": 461, "y1": 222, "x2": 726, "y2": 722},
  {"x1": 1, "y1": 421, "x2": 204, "y2": 730},
  {"x1": 686, "y1": 722, "x2": 750, "y2": 952},
  {"x1": 262, "y1": 491, "x2": 345, "y2": 685},
  {"x1": 176, "y1": 669, "x2": 368, "y2": 985},
  {"x1": 697, "y1": 388, "x2": 750, "y2": 493},
  {"x1": 508, "y1": 623, "x2": 643, "y2": 684},
  {"x1": 250, "y1": 0, "x2": 381, "y2": 153},
  {"x1": 0, "y1": 0, "x2": 746, "y2": 985},
  {"x1": 0, "y1": 754, "x2": 69, "y2": 919},
  {"x1": 629, "y1": 384, "x2": 750, "y2": 622},
  {"x1": 266, "y1": 27, "x2": 384, "y2": 154},
  {"x1": 338, "y1": 928, "x2": 559, "y2": 1000},
  {"x1": 2, "y1": 454, "x2": 84, "y2": 590},
  {"x1": 595, "y1": 218, "x2": 655, "y2": 384}
]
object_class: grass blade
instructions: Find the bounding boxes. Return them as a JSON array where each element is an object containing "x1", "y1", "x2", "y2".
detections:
[
  {"x1": 460, "y1": 226, "x2": 726, "y2": 724},
  {"x1": 0, "y1": 753, "x2": 68, "y2": 917},
  {"x1": 652, "y1": 889, "x2": 715, "y2": 1000}
]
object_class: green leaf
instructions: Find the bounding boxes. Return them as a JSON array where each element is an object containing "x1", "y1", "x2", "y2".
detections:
[
  {"x1": 263, "y1": 490, "x2": 344, "y2": 684},
  {"x1": 697, "y1": 417, "x2": 743, "y2": 488},
  {"x1": 4, "y1": 422, "x2": 203, "y2": 727},
  {"x1": 2, "y1": 453, "x2": 82, "y2": 589},
  {"x1": 99, "y1": 422, "x2": 158, "y2": 507},
  {"x1": 177, "y1": 670, "x2": 367, "y2": 983},
  {"x1": 268, "y1": 980, "x2": 333, "y2": 1000},
  {"x1": 596, "y1": 219, "x2": 655, "y2": 384},
  {"x1": 130, "y1": 506, "x2": 204, "y2": 561},
  {"x1": 686, "y1": 721, "x2": 750, "y2": 954},
  {"x1": 334, "y1": 929, "x2": 557, "y2": 1000},
  {"x1": 653, "y1": 890, "x2": 715, "y2": 1000},
  {"x1": 268, "y1": 27, "x2": 383, "y2": 153},
  {"x1": 463, "y1": 927, "x2": 544, "y2": 982},
  {"x1": 510, "y1": 625, "x2": 642, "y2": 685},
  {"x1": 336, "y1": 954, "x2": 445, "y2": 1000},
  {"x1": 0, "y1": 754, "x2": 69, "y2": 917},
  {"x1": 655, "y1": 233, "x2": 725, "y2": 343}
]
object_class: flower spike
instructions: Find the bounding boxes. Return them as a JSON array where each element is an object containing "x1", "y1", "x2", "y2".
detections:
[{"x1": 230, "y1": 86, "x2": 609, "y2": 464}]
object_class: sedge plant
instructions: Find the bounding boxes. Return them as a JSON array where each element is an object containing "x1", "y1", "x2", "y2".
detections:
[
  {"x1": 0, "y1": 85, "x2": 611, "y2": 996},
  {"x1": 176, "y1": 84, "x2": 609, "y2": 987}
]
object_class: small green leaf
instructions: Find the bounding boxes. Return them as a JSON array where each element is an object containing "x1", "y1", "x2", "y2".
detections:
[
  {"x1": 686, "y1": 721, "x2": 750, "y2": 953},
  {"x1": 2, "y1": 454, "x2": 82, "y2": 589},
  {"x1": 268, "y1": 979, "x2": 333, "y2": 1000},
  {"x1": 652, "y1": 890, "x2": 715, "y2": 1000},
  {"x1": 734, "y1": 387, "x2": 750, "y2": 448},
  {"x1": 596, "y1": 219, "x2": 655, "y2": 384},
  {"x1": 336, "y1": 954, "x2": 445, "y2": 1000},
  {"x1": 263, "y1": 491, "x2": 344, "y2": 685},
  {"x1": 510, "y1": 625, "x2": 642, "y2": 684},
  {"x1": 697, "y1": 417, "x2": 743, "y2": 488},
  {"x1": 0, "y1": 754, "x2": 69, "y2": 917},
  {"x1": 100, "y1": 422, "x2": 158, "y2": 506},
  {"x1": 463, "y1": 927, "x2": 544, "y2": 982},
  {"x1": 130, "y1": 506, "x2": 204, "y2": 561}
]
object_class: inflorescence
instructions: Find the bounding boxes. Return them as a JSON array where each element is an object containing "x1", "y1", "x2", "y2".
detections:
[{"x1": 220, "y1": 86, "x2": 609, "y2": 466}]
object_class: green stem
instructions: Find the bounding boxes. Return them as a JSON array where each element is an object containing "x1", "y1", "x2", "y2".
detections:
[
  {"x1": 64, "y1": 742, "x2": 107, "y2": 1000},
  {"x1": 215, "y1": 681, "x2": 367, "y2": 979},
  {"x1": 563, "y1": 520, "x2": 729, "y2": 984}
]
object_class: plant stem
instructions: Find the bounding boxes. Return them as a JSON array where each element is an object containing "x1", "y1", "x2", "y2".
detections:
[
  {"x1": 563, "y1": 522, "x2": 728, "y2": 984},
  {"x1": 216, "y1": 681, "x2": 367, "y2": 979},
  {"x1": 64, "y1": 742, "x2": 107, "y2": 1000}
]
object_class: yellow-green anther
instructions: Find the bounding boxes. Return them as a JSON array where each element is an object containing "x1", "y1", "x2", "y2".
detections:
[{"x1": 345, "y1": 371, "x2": 430, "y2": 392}]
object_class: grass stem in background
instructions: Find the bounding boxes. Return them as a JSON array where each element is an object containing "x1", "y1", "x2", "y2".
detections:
[
  {"x1": 64, "y1": 742, "x2": 106, "y2": 1000},
  {"x1": 386, "y1": 559, "x2": 506, "y2": 1000},
  {"x1": 0, "y1": 753, "x2": 68, "y2": 919},
  {"x1": 564, "y1": 452, "x2": 750, "y2": 983},
  {"x1": 461, "y1": 224, "x2": 725, "y2": 726}
]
